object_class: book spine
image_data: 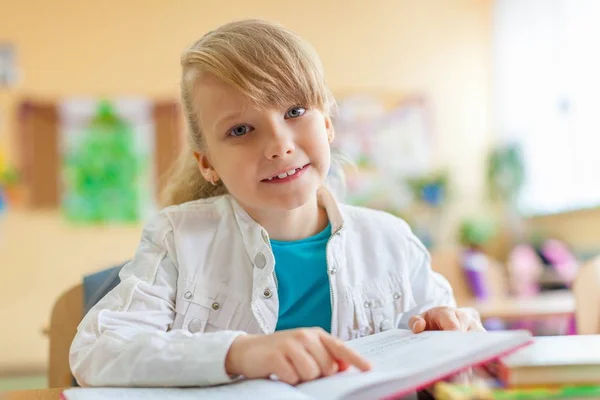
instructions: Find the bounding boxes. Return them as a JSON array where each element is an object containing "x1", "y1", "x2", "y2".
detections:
[{"x1": 496, "y1": 362, "x2": 510, "y2": 387}]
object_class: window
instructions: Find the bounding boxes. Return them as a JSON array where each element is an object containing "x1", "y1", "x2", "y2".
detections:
[{"x1": 493, "y1": 0, "x2": 600, "y2": 215}]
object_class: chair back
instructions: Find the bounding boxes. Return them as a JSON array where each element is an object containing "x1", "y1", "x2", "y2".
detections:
[
  {"x1": 48, "y1": 263, "x2": 125, "y2": 387},
  {"x1": 48, "y1": 284, "x2": 83, "y2": 388},
  {"x1": 573, "y1": 256, "x2": 600, "y2": 334}
]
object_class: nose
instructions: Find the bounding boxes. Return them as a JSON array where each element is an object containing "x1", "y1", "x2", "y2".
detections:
[{"x1": 264, "y1": 125, "x2": 295, "y2": 160}]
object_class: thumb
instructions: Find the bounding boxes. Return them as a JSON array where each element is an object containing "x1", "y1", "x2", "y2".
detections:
[{"x1": 409, "y1": 314, "x2": 427, "y2": 333}]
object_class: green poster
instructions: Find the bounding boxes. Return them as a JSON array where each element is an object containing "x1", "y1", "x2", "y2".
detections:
[{"x1": 62, "y1": 100, "x2": 151, "y2": 223}]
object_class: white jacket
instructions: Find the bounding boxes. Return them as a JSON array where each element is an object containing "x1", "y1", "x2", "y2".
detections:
[{"x1": 69, "y1": 188, "x2": 456, "y2": 387}]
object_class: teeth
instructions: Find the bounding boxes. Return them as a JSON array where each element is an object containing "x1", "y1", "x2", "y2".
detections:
[{"x1": 266, "y1": 167, "x2": 302, "y2": 181}]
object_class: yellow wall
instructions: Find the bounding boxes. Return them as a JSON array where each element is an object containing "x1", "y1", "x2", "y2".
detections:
[
  {"x1": 0, "y1": 212, "x2": 143, "y2": 374},
  {"x1": 0, "y1": 0, "x2": 493, "y2": 372}
]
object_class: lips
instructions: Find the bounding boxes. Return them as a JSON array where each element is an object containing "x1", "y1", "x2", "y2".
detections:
[{"x1": 262, "y1": 164, "x2": 309, "y2": 181}]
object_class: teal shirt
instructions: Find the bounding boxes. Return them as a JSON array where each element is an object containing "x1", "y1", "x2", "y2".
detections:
[{"x1": 271, "y1": 223, "x2": 332, "y2": 333}]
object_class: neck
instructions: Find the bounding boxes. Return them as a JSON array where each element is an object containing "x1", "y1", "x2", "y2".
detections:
[{"x1": 244, "y1": 196, "x2": 329, "y2": 241}]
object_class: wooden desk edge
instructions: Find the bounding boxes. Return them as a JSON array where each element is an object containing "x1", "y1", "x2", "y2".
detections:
[
  {"x1": 0, "y1": 388, "x2": 65, "y2": 400},
  {"x1": 477, "y1": 310, "x2": 575, "y2": 321}
]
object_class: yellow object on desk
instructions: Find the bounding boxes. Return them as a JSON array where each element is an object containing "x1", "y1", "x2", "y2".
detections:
[{"x1": 434, "y1": 382, "x2": 600, "y2": 400}]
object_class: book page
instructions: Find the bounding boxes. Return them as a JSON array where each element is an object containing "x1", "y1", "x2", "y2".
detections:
[
  {"x1": 347, "y1": 329, "x2": 532, "y2": 373},
  {"x1": 345, "y1": 328, "x2": 428, "y2": 369},
  {"x1": 62, "y1": 379, "x2": 312, "y2": 400},
  {"x1": 298, "y1": 329, "x2": 532, "y2": 400}
]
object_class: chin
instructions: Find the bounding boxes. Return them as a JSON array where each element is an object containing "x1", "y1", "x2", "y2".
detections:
[
  {"x1": 263, "y1": 191, "x2": 314, "y2": 211},
  {"x1": 260, "y1": 181, "x2": 321, "y2": 210}
]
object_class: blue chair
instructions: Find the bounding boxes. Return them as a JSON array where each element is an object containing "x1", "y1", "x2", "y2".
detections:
[{"x1": 83, "y1": 264, "x2": 125, "y2": 316}]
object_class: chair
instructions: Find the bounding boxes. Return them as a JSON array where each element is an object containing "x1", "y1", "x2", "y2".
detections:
[
  {"x1": 48, "y1": 284, "x2": 83, "y2": 388},
  {"x1": 573, "y1": 255, "x2": 600, "y2": 334},
  {"x1": 47, "y1": 264, "x2": 125, "y2": 388}
]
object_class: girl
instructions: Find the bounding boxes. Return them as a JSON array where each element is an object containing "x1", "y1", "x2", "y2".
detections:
[{"x1": 70, "y1": 18, "x2": 483, "y2": 388}]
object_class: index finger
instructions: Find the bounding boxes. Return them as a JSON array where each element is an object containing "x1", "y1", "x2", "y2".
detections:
[
  {"x1": 319, "y1": 334, "x2": 372, "y2": 372},
  {"x1": 434, "y1": 309, "x2": 461, "y2": 331}
]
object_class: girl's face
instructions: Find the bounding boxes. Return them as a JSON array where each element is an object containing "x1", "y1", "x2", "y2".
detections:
[{"x1": 193, "y1": 73, "x2": 333, "y2": 214}]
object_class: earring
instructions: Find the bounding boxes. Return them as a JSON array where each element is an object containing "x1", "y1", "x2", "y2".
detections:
[{"x1": 208, "y1": 174, "x2": 219, "y2": 186}]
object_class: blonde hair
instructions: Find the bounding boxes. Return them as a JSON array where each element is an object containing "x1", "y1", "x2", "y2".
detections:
[{"x1": 161, "y1": 19, "x2": 336, "y2": 206}]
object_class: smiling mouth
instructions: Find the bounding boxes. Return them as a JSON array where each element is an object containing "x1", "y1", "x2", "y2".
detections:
[{"x1": 262, "y1": 164, "x2": 310, "y2": 182}]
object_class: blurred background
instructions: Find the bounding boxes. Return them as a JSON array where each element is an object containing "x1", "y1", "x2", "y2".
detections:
[{"x1": 1, "y1": 0, "x2": 599, "y2": 392}]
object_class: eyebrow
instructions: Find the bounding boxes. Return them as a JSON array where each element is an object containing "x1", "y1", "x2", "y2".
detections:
[{"x1": 213, "y1": 110, "x2": 245, "y2": 132}]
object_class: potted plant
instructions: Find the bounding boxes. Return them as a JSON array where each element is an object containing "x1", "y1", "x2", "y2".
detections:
[
  {"x1": 486, "y1": 143, "x2": 526, "y2": 241},
  {"x1": 407, "y1": 170, "x2": 449, "y2": 208},
  {"x1": 404, "y1": 170, "x2": 450, "y2": 248}
]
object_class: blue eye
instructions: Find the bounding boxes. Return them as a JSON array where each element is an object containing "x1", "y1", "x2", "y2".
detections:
[
  {"x1": 229, "y1": 125, "x2": 253, "y2": 137},
  {"x1": 285, "y1": 106, "x2": 306, "y2": 119}
]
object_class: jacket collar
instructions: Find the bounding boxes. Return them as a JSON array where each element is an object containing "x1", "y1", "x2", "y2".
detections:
[{"x1": 228, "y1": 185, "x2": 345, "y2": 251}]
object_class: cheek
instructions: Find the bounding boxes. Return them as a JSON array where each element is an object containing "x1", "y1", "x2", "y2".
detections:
[
  {"x1": 302, "y1": 118, "x2": 330, "y2": 148},
  {"x1": 305, "y1": 124, "x2": 331, "y2": 167},
  {"x1": 220, "y1": 155, "x2": 253, "y2": 181},
  {"x1": 207, "y1": 145, "x2": 253, "y2": 183}
]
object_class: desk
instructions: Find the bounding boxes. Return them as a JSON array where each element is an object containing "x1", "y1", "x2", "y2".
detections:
[
  {"x1": 0, "y1": 388, "x2": 63, "y2": 400},
  {"x1": 470, "y1": 290, "x2": 575, "y2": 320},
  {"x1": 0, "y1": 388, "x2": 423, "y2": 400}
]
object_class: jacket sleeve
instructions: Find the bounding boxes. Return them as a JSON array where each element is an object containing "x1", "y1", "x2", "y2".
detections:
[
  {"x1": 69, "y1": 213, "x2": 246, "y2": 387},
  {"x1": 397, "y1": 233, "x2": 458, "y2": 329}
]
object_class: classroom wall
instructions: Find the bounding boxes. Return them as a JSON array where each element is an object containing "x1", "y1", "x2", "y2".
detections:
[
  {"x1": 529, "y1": 208, "x2": 600, "y2": 257},
  {"x1": 0, "y1": 0, "x2": 494, "y2": 373},
  {"x1": 1, "y1": 0, "x2": 494, "y2": 210}
]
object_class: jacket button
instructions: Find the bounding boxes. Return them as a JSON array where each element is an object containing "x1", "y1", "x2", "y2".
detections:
[
  {"x1": 262, "y1": 288, "x2": 273, "y2": 299},
  {"x1": 183, "y1": 291, "x2": 193, "y2": 300},
  {"x1": 329, "y1": 267, "x2": 337, "y2": 275},
  {"x1": 380, "y1": 319, "x2": 393, "y2": 331},
  {"x1": 364, "y1": 301, "x2": 372, "y2": 308},
  {"x1": 393, "y1": 292, "x2": 401, "y2": 300},
  {"x1": 188, "y1": 318, "x2": 203, "y2": 333},
  {"x1": 261, "y1": 230, "x2": 269, "y2": 244},
  {"x1": 254, "y1": 253, "x2": 267, "y2": 269},
  {"x1": 211, "y1": 302, "x2": 220, "y2": 311}
]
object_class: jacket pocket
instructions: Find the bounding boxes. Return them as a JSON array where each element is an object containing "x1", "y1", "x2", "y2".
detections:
[
  {"x1": 359, "y1": 277, "x2": 416, "y2": 334},
  {"x1": 175, "y1": 281, "x2": 250, "y2": 334}
]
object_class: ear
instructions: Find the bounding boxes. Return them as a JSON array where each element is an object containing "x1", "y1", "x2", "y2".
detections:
[
  {"x1": 325, "y1": 116, "x2": 335, "y2": 144},
  {"x1": 193, "y1": 151, "x2": 219, "y2": 184}
]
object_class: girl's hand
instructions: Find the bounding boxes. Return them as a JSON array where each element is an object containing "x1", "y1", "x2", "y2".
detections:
[
  {"x1": 225, "y1": 328, "x2": 372, "y2": 385},
  {"x1": 409, "y1": 306, "x2": 485, "y2": 333}
]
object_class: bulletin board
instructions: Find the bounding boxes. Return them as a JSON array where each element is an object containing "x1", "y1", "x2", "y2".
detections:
[
  {"x1": 15, "y1": 98, "x2": 183, "y2": 222},
  {"x1": 331, "y1": 92, "x2": 435, "y2": 215}
]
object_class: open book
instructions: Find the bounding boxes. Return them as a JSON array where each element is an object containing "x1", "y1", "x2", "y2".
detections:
[{"x1": 62, "y1": 328, "x2": 532, "y2": 400}]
